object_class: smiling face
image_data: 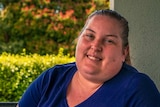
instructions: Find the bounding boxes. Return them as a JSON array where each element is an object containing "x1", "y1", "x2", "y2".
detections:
[{"x1": 75, "y1": 15, "x2": 128, "y2": 83}]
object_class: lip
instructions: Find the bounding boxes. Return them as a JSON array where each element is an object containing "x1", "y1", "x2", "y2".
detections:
[{"x1": 86, "y1": 54, "x2": 102, "y2": 61}]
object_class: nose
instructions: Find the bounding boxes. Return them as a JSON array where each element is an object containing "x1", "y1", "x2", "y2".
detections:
[
  {"x1": 90, "y1": 40, "x2": 102, "y2": 52},
  {"x1": 91, "y1": 46, "x2": 102, "y2": 52}
]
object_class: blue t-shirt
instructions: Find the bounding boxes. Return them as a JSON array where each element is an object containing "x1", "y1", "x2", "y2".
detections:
[{"x1": 18, "y1": 62, "x2": 160, "y2": 107}]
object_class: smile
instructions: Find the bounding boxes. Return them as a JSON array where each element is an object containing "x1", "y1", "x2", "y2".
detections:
[{"x1": 87, "y1": 55, "x2": 102, "y2": 61}]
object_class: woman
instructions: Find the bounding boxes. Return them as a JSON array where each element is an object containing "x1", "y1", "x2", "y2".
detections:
[{"x1": 17, "y1": 9, "x2": 160, "y2": 107}]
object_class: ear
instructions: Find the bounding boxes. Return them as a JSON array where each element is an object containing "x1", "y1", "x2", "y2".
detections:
[
  {"x1": 122, "y1": 45, "x2": 129, "y2": 61},
  {"x1": 124, "y1": 45, "x2": 129, "y2": 56},
  {"x1": 123, "y1": 45, "x2": 131, "y2": 65}
]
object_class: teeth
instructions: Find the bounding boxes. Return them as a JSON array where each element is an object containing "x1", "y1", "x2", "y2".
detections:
[{"x1": 87, "y1": 55, "x2": 101, "y2": 61}]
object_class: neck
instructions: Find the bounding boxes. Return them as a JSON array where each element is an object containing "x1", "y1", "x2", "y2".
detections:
[
  {"x1": 75, "y1": 71, "x2": 103, "y2": 91},
  {"x1": 67, "y1": 71, "x2": 103, "y2": 107}
]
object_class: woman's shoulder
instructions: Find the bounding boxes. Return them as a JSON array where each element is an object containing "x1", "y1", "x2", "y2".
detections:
[
  {"x1": 42, "y1": 62, "x2": 77, "y2": 76},
  {"x1": 123, "y1": 64, "x2": 160, "y2": 106},
  {"x1": 122, "y1": 63, "x2": 154, "y2": 83},
  {"x1": 31, "y1": 62, "x2": 77, "y2": 90},
  {"x1": 122, "y1": 63, "x2": 160, "y2": 95},
  {"x1": 32, "y1": 62, "x2": 77, "y2": 95}
]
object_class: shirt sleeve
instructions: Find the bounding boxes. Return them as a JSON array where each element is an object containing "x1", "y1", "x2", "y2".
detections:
[
  {"x1": 18, "y1": 69, "x2": 50, "y2": 107},
  {"x1": 126, "y1": 73, "x2": 160, "y2": 107}
]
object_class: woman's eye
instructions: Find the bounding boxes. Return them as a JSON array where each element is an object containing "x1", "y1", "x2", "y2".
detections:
[
  {"x1": 104, "y1": 39, "x2": 115, "y2": 44},
  {"x1": 85, "y1": 34, "x2": 94, "y2": 40}
]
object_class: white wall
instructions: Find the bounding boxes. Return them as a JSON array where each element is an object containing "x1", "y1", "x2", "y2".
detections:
[{"x1": 114, "y1": 0, "x2": 160, "y2": 91}]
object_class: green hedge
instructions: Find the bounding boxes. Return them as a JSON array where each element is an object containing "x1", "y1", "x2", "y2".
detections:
[{"x1": 0, "y1": 48, "x2": 75, "y2": 102}]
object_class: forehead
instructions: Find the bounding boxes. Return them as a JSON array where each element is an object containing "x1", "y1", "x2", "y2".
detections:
[
  {"x1": 87, "y1": 15, "x2": 121, "y2": 26},
  {"x1": 84, "y1": 15, "x2": 123, "y2": 36}
]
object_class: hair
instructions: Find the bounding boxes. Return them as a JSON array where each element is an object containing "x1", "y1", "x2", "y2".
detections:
[{"x1": 82, "y1": 9, "x2": 129, "y2": 48}]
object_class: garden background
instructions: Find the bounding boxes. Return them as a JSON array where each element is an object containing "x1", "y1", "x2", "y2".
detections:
[{"x1": 0, "y1": 0, "x2": 109, "y2": 102}]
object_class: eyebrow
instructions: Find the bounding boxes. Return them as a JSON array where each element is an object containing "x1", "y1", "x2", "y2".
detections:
[
  {"x1": 86, "y1": 28, "x2": 118, "y2": 38},
  {"x1": 86, "y1": 28, "x2": 96, "y2": 33},
  {"x1": 105, "y1": 34, "x2": 118, "y2": 38}
]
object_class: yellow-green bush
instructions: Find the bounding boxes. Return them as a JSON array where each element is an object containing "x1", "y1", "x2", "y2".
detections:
[{"x1": 0, "y1": 48, "x2": 75, "y2": 101}]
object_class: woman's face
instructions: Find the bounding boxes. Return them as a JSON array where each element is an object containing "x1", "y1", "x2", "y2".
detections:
[{"x1": 75, "y1": 15, "x2": 128, "y2": 83}]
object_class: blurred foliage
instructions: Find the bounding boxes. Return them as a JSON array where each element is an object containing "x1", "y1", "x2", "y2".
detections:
[
  {"x1": 0, "y1": 0, "x2": 109, "y2": 55},
  {"x1": 0, "y1": 48, "x2": 75, "y2": 101},
  {"x1": 0, "y1": 0, "x2": 109, "y2": 102}
]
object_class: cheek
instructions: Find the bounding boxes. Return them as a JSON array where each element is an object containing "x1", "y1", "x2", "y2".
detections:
[
  {"x1": 76, "y1": 41, "x2": 82, "y2": 52},
  {"x1": 104, "y1": 48, "x2": 124, "y2": 62},
  {"x1": 76, "y1": 40, "x2": 85, "y2": 56},
  {"x1": 76, "y1": 38, "x2": 89, "y2": 51}
]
